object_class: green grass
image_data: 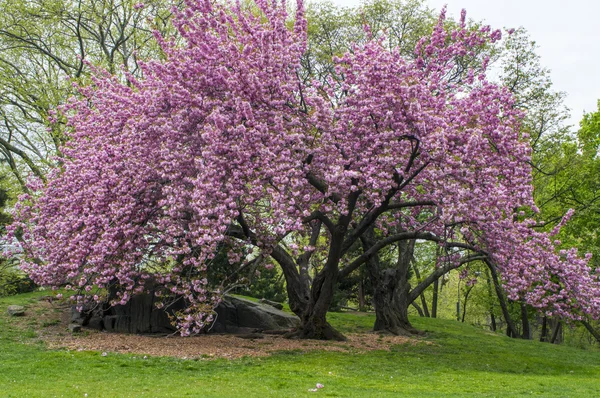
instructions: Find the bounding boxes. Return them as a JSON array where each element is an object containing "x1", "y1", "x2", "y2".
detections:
[{"x1": 1, "y1": 291, "x2": 599, "y2": 397}]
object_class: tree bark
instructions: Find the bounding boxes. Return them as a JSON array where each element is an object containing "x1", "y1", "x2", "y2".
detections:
[
  {"x1": 461, "y1": 285, "x2": 474, "y2": 323},
  {"x1": 540, "y1": 316, "x2": 548, "y2": 342},
  {"x1": 432, "y1": 278, "x2": 439, "y2": 318},
  {"x1": 485, "y1": 269, "x2": 497, "y2": 331},
  {"x1": 288, "y1": 252, "x2": 346, "y2": 341},
  {"x1": 582, "y1": 320, "x2": 600, "y2": 344},
  {"x1": 485, "y1": 260, "x2": 519, "y2": 338},
  {"x1": 363, "y1": 230, "x2": 421, "y2": 336},
  {"x1": 412, "y1": 262, "x2": 430, "y2": 317},
  {"x1": 411, "y1": 301, "x2": 425, "y2": 317},
  {"x1": 230, "y1": 219, "x2": 345, "y2": 341},
  {"x1": 286, "y1": 212, "x2": 355, "y2": 341},
  {"x1": 520, "y1": 302, "x2": 531, "y2": 340},
  {"x1": 357, "y1": 277, "x2": 366, "y2": 312},
  {"x1": 550, "y1": 320, "x2": 562, "y2": 344}
]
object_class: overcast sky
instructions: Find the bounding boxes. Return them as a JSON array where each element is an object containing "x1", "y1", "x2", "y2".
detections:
[{"x1": 330, "y1": 0, "x2": 600, "y2": 129}]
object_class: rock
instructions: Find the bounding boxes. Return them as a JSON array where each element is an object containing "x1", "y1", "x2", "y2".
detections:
[
  {"x1": 102, "y1": 292, "x2": 184, "y2": 334},
  {"x1": 210, "y1": 296, "x2": 299, "y2": 333},
  {"x1": 71, "y1": 302, "x2": 101, "y2": 326},
  {"x1": 68, "y1": 323, "x2": 82, "y2": 333},
  {"x1": 87, "y1": 316, "x2": 104, "y2": 330},
  {"x1": 259, "y1": 298, "x2": 284, "y2": 310},
  {"x1": 70, "y1": 283, "x2": 185, "y2": 334},
  {"x1": 66, "y1": 284, "x2": 298, "y2": 336},
  {"x1": 7, "y1": 305, "x2": 25, "y2": 316}
]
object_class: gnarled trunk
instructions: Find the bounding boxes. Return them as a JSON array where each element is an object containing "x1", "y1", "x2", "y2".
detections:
[
  {"x1": 287, "y1": 264, "x2": 346, "y2": 340},
  {"x1": 285, "y1": 222, "x2": 352, "y2": 341},
  {"x1": 363, "y1": 231, "x2": 421, "y2": 335},
  {"x1": 371, "y1": 268, "x2": 419, "y2": 335}
]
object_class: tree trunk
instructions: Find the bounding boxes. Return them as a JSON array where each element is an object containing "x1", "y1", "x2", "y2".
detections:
[
  {"x1": 550, "y1": 320, "x2": 562, "y2": 344},
  {"x1": 461, "y1": 285, "x2": 474, "y2": 323},
  {"x1": 411, "y1": 301, "x2": 425, "y2": 317},
  {"x1": 520, "y1": 303, "x2": 531, "y2": 340},
  {"x1": 285, "y1": 221, "x2": 350, "y2": 341},
  {"x1": 485, "y1": 260, "x2": 519, "y2": 338},
  {"x1": 357, "y1": 277, "x2": 366, "y2": 312},
  {"x1": 371, "y1": 267, "x2": 419, "y2": 335},
  {"x1": 490, "y1": 312, "x2": 497, "y2": 332},
  {"x1": 432, "y1": 278, "x2": 439, "y2": 318},
  {"x1": 366, "y1": 237, "x2": 422, "y2": 336},
  {"x1": 285, "y1": 256, "x2": 346, "y2": 340},
  {"x1": 412, "y1": 263, "x2": 430, "y2": 317},
  {"x1": 582, "y1": 320, "x2": 600, "y2": 344},
  {"x1": 540, "y1": 316, "x2": 548, "y2": 342},
  {"x1": 485, "y1": 269, "x2": 496, "y2": 331}
]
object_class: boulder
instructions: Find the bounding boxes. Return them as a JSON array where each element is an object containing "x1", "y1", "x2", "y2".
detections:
[
  {"x1": 101, "y1": 292, "x2": 183, "y2": 334},
  {"x1": 210, "y1": 296, "x2": 298, "y2": 333},
  {"x1": 7, "y1": 305, "x2": 25, "y2": 316},
  {"x1": 68, "y1": 323, "x2": 82, "y2": 333},
  {"x1": 259, "y1": 298, "x2": 284, "y2": 310},
  {"x1": 71, "y1": 288, "x2": 298, "y2": 335}
]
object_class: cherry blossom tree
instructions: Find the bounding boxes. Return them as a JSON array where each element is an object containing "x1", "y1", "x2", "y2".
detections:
[{"x1": 11, "y1": 0, "x2": 600, "y2": 340}]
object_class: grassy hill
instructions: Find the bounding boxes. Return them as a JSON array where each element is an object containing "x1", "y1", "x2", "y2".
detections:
[{"x1": 1, "y1": 291, "x2": 599, "y2": 397}]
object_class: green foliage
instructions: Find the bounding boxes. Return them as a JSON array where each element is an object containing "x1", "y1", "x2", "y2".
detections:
[
  {"x1": 0, "y1": 267, "x2": 35, "y2": 297},
  {"x1": 0, "y1": 0, "x2": 176, "y2": 188},
  {"x1": 302, "y1": 0, "x2": 435, "y2": 84},
  {"x1": 206, "y1": 245, "x2": 286, "y2": 303},
  {"x1": 240, "y1": 265, "x2": 287, "y2": 303}
]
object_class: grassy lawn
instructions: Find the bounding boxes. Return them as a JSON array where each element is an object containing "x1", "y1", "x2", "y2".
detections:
[{"x1": 1, "y1": 291, "x2": 599, "y2": 397}]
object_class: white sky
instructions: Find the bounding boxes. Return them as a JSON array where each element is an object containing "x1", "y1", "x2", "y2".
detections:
[{"x1": 330, "y1": 0, "x2": 600, "y2": 129}]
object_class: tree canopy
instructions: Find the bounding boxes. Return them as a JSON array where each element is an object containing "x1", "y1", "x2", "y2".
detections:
[{"x1": 10, "y1": 0, "x2": 600, "y2": 339}]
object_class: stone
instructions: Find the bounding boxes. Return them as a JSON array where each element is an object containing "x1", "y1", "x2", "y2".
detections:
[
  {"x1": 210, "y1": 296, "x2": 299, "y2": 334},
  {"x1": 66, "y1": 284, "x2": 298, "y2": 336},
  {"x1": 102, "y1": 292, "x2": 184, "y2": 334},
  {"x1": 68, "y1": 323, "x2": 82, "y2": 333},
  {"x1": 259, "y1": 298, "x2": 284, "y2": 310},
  {"x1": 87, "y1": 316, "x2": 104, "y2": 330},
  {"x1": 70, "y1": 282, "x2": 185, "y2": 334},
  {"x1": 7, "y1": 305, "x2": 25, "y2": 316}
]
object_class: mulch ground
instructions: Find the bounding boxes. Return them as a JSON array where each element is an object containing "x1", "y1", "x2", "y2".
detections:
[{"x1": 16, "y1": 298, "x2": 423, "y2": 360}]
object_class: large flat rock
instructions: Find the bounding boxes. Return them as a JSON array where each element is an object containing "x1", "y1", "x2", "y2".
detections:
[{"x1": 211, "y1": 296, "x2": 299, "y2": 333}]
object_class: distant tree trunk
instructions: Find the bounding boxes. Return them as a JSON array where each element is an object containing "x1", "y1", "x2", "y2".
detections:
[
  {"x1": 485, "y1": 269, "x2": 497, "y2": 331},
  {"x1": 485, "y1": 260, "x2": 519, "y2": 338},
  {"x1": 550, "y1": 320, "x2": 562, "y2": 344},
  {"x1": 540, "y1": 316, "x2": 549, "y2": 342},
  {"x1": 411, "y1": 301, "x2": 425, "y2": 317},
  {"x1": 431, "y1": 278, "x2": 439, "y2": 318},
  {"x1": 357, "y1": 277, "x2": 366, "y2": 312},
  {"x1": 461, "y1": 285, "x2": 474, "y2": 323},
  {"x1": 582, "y1": 320, "x2": 600, "y2": 344},
  {"x1": 521, "y1": 303, "x2": 531, "y2": 340},
  {"x1": 412, "y1": 262, "x2": 430, "y2": 317},
  {"x1": 490, "y1": 312, "x2": 497, "y2": 332}
]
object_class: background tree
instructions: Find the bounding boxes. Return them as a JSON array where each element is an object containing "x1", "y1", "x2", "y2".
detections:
[{"x1": 0, "y1": 0, "x2": 176, "y2": 189}]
